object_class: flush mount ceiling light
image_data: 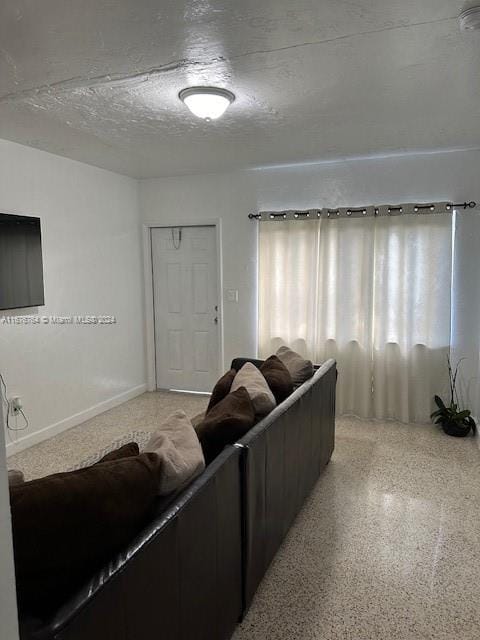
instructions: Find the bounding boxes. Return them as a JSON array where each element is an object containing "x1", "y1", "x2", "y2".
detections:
[
  {"x1": 179, "y1": 86, "x2": 235, "y2": 121},
  {"x1": 459, "y1": 6, "x2": 480, "y2": 31}
]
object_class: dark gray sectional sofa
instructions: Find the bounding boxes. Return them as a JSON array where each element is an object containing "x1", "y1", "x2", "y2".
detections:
[
  {"x1": 20, "y1": 357, "x2": 337, "y2": 640},
  {"x1": 231, "y1": 358, "x2": 336, "y2": 611}
]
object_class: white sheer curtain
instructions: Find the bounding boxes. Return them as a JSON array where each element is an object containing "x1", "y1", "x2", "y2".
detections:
[{"x1": 258, "y1": 213, "x2": 452, "y2": 423}]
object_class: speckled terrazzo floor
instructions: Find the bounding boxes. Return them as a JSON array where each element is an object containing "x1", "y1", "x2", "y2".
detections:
[
  {"x1": 7, "y1": 390, "x2": 209, "y2": 480},
  {"x1": 233, "y1": 417, "x2": 480, "y2": 640},
  {"x1": 7, "y1": 394, "x2": 480, "y2": 638}
]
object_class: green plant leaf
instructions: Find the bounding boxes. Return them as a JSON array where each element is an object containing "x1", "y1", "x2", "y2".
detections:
[{"x1": 434, "y1": 395, "x2": 446, "y2": 410}]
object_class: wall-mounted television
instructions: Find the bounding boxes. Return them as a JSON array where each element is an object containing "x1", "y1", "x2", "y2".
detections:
[{"x1": 0, "y1": 213, "x2": 45, "y2": 311}]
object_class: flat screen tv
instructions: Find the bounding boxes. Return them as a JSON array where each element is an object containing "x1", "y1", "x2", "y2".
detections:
[{"x1": 0, "y1": 213, "x2": 45, "y2": 311}]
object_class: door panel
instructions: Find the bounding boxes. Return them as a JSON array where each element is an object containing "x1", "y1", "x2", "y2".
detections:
[
  {"x1": 168, "y1": 330, "x2": 184, "y2": 371},
  {"x1": 193, "y1": 331, "x2": 209, "y2": 372},
  {"x1": 167, "y1": 263, "x2": 182, "y2": 312},
  {"x1": 152, "y1": 226, "x2": 219, "y2": 391},
  {"x1": 193, "y1": 264, "x2": 208, "y2": 314}
]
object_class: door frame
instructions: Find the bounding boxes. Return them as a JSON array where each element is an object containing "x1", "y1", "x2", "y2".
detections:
[{"x1": 143, "y1": 219, "x2": 224, "y2": 392}]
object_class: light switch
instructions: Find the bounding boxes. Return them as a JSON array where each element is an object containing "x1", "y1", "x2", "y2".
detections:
[{"x1": 225, "y1": 289, "x2": 239, "y2": 303}]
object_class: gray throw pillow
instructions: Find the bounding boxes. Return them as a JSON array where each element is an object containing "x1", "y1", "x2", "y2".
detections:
[
  {"x1": 276, "y1": 346, "x2": 314, "y2": 386},
  {"x1": 144, "y1": 410, "x2": 205, "y2": 495},
  {"x1": 231, "y1": 362, "x2": 276, "y2": 417}
]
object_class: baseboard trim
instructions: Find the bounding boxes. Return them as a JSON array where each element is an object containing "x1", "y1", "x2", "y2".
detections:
[{"x1": 5, "y1": 384, "x2": 147, "y2": 457}]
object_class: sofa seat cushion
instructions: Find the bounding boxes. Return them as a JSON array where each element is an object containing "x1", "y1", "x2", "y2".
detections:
[
  {"x1": 231, "y1": 362, "x2": 276, "y2": 417},
  {"x1": 96, "y1": 441, "x2": 139, "y2": 463},
  {"x1": 195, "y1": 387, "x2": 255, "y2": 464},
  {"x1": 260, "y1": 355, "x2": 294, "y2": 404},
  {"x1": 206, "y1": 368, "x2": 236, "y2": 413},
  {"x1": 143, "y1": 410, "x2": 205, "y2": 495},
  {"x1": 276, "y1": 346, "x2": 314, "y2": 386},
  {"x1": 10, "y1": 453, "x2": 161, "y2": 617}
]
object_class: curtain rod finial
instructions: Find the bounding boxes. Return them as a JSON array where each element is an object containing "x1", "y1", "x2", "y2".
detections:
[{"x1": 452, "y1": 201, "x2": 476, "y2": 209}]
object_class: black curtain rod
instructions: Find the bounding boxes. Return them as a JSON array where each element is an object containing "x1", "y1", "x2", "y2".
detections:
[{"x1": 248, "y1": 200, "x2": 476, "y2": 220}]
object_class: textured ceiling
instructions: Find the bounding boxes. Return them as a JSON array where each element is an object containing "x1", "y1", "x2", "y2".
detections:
[{"x1": 0, "y1": 1, "x2": 479, "y2": 178}]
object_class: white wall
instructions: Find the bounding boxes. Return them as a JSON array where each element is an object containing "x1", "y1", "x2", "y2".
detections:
[
  {"x1": 141, "y1": 172, "x2": 259, "y2": 369},
  {"x1": 0, "y1": 139, "x2": 146, "y2": 454},
  {"x1": 452, "y1": 209, "x2": 480, "y2": 416},
  {"x1": 140, "y1": 147, "x2": 480, "y2": 417}
]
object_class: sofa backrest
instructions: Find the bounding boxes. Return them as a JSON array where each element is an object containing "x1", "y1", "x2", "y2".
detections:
[{"x1": 231, "y1": 357, "x2": 320, "y2": 375}]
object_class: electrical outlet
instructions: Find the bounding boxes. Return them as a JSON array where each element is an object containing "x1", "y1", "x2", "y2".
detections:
[{"x1": 9, "y1": 396, "x2": 22, "y2": 415}]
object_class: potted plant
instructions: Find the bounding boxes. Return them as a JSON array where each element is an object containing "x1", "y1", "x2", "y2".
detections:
[{"x1": 431, "y1": 356, "x2": 476, "y2": 437}]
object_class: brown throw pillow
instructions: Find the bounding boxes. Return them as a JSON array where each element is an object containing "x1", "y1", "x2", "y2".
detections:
[
  {"x1": 95, "y1": 441, "x2": 139, "y2": 464},
  {"x1": 260, "y1": 355, "x2": 294, "y2": 404},
  {"x1": 276, "y1": 346, "x2": 314, "y2": 386},
  {"x1": 10, "y1": 453, "x2": 161, "y2": 617},
  {"x1": 190, "y1": 411, "x2": 206, "y2": 428},
  {"x1": 195, "y1": 387, "x2": 255, "y2": 464},
  {"x1": 206, "y1": 368, "x2": 236, "y2": 413},
  {"x1": 8, "y1": 469, "x2": 25, "y2": 487}
]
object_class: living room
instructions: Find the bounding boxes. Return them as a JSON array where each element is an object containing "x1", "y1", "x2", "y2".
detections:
[{"x1": 1, "y1": 2, "x2": 480, "y2": 639}]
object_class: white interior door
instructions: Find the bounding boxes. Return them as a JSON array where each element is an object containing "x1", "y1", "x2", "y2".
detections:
[{"x1": 151, "y1": 226, "x2": 220, "y2": 392}]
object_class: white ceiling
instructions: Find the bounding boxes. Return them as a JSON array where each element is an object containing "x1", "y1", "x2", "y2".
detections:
[{"x1": 0, "y1": 1, "x2": 479, "y2": 178}]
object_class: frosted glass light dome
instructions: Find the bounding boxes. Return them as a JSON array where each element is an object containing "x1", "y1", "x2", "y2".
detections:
[
  {"x1": 459, "y1": 6, "x2": 480, "y2": 31},
  {"x1": 179, "y1": 87, "x2": 235, "y2": 120}
]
